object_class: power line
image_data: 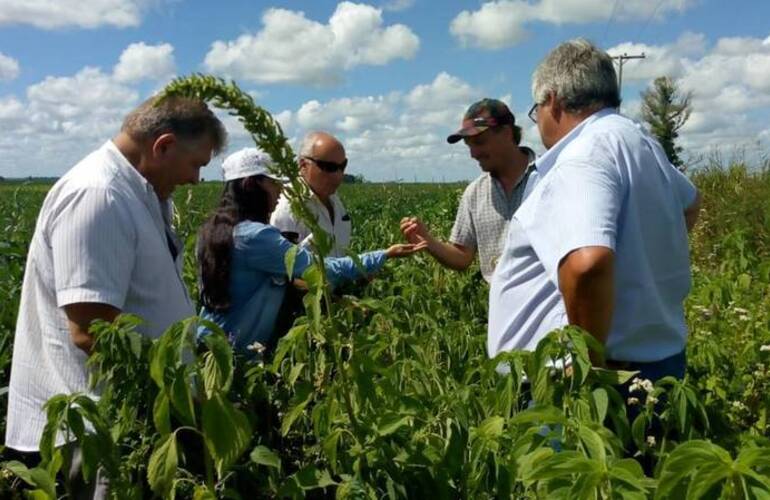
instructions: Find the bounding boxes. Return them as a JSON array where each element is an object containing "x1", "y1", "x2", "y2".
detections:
[
  {"x1": 636, "y1": 0, "x2": 667, "y2": 40},
  {"x1": 601, "y1": 0, "x2": 621, "y2": 45}
]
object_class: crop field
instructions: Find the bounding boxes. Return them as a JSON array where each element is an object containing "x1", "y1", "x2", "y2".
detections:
[{"x1": 1, "y1": 163, "x2": 769, "y2": 498}]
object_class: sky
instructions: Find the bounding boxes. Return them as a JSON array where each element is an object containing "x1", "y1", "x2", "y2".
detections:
[{"x1": 0, "y1": 0, "x2": 769, "y2": 182}]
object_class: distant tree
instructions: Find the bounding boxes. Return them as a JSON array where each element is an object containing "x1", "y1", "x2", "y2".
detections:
[
  {"x1": 641, "y1": 76, "x2": 693, "y2": 169},
  {"x1": 343, "y1": 173, "x2": 365, "y2": 184}
]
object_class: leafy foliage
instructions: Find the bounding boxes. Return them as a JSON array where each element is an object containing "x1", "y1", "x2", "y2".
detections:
[
  {"x1": 640, "y1": 76, "x2": 693, "y2": 169},
  {"x1": 0, "y1": 77, "x2": 769, "y2": 498}
]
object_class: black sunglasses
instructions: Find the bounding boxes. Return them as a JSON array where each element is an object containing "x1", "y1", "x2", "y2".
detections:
[
  {"x1": 528, "y1": 103, "x2": 539, "y2": 123},
  {"x1": 303, "y1": 156, "x2": 348, "y2": 173}
]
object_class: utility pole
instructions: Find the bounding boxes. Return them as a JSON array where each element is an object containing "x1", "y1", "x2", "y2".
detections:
[{"x1": 612, "y1": 52, "x2": 646, "y2": 104}]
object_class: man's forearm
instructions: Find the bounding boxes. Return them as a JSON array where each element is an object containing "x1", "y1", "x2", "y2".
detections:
[
  {"x1": 63, "y1": 303, "x2": 121, "y2": 355},
  {"x1": 426, "y1": 240, "x2": 474, "y2": 271},
  {"x1": 558, "y1": 247, "x2": 615, "y2": 362}
]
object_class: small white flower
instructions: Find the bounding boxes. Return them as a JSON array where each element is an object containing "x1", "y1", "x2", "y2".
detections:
[
  {"x1": 738, "y1": 314, "x2": 750, "y2": 322},
  {"x1": 647, "y1": 395, "x2": 659, "y2": 405},
  {"x1": 760, "y1": 345, "x2": 770, "y2": 352},
  {"x1": 732, "y1": 401, "x2": 747, "y2": 411},
  {"x1": 646, "y1": 435, "x2": 656, "y2": 447},
  {"x1": 733, "y1": 307, "x2": 750, "y2": 315},
  {"x1": 246, "y1": 341, "x2": 266, "y2": 354},
  {"x1": 627, "y1": 397, "x2": 640, "y2": 406}
]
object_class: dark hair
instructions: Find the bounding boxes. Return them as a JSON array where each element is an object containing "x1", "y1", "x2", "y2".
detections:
[
  {"x1": 492, "y1": 123, "x2": 523, "y2": 145},
  {"x1": 121, "y1": 95, "x2": 227, "y2": 154},
  {"x1": 198, "y1": 176, "x2": 272, "y2": 311}
]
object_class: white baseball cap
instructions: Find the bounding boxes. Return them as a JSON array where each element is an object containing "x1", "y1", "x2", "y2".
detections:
[{"x1": 221, "y1": 147, "x2": 284, "y2": 182}]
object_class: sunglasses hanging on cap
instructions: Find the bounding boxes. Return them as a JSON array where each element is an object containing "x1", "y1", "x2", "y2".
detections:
[{"x1": 303, "y1": 156, "x2": 348, "y2": 173}]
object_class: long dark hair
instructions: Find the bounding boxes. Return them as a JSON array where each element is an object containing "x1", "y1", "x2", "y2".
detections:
[{"x1": 198, "y1": 175, "x2": 272, "y2": 311}]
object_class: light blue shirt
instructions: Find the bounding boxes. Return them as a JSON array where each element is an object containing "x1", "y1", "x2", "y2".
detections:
[
  {"x1": 488, "y1": 109, "x2": 698, "y2": 362},
  {"x1": 200, "y1": 221, "x2": 386, "y2": 354}
]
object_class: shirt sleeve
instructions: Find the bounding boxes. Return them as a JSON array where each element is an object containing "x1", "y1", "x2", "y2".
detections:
[
  {"x1": 670, "y1": 165, "x2": 698, "y2": 210},
  {"x1": 520, "y1": 159, "x2": 622, "y2": 286},
  {"x1": 269, "y1": 197, "x2": 304, "y2": 236},
  {"x1": 239, "y1": 225, "x2": 387, "y2": 287},
  {"x1": 52, "y1": 187, "x2": 136, "y2": 309},
  {"x1": 449, "y1": 189, "x2": 477, "y2": 249},
  {"x1": 646, "y1": 136, "x2": 698, "y2": 210}
]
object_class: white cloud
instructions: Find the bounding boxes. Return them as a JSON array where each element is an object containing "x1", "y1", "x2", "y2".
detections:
[
  {"x1": 404, "y1": 72, "x2": 477, "y2": 126},
  {"x1": 621, "y1": 32, "x2": 770, "y2": 163},
  {"x1": 607, "y1": 32, "x2": 707, "y2": 82},
  {"x1": 0, "y1": 96, "x2": 23, "y2": 122},
  {"x1": 381, "y1": 0, "x2": 415, "y2": 11},
  {"x1": 296, "y1": 94, "x2": 398, "y2": 132},
  {"x1": 274, "y1": 72, "x2": 521, "y2": 181},
  {"x1": 0, "y1": 58, "x2": 143, "y2": 177},
  {"x1": 113, "y1": 42, "x2": 176, "y2": 83},
  {"x1": 450, "y1": 0, "x2": 696, "y2": 49},
  {"x1": 203, "y1": 2, "x2": 419, "y2": 86},
  {"x1": 0, "y1": 0, "x2": 144, "y2": 29},
  {"x1": 0, "y1": 52, "x2": 20, "y2": 81}
]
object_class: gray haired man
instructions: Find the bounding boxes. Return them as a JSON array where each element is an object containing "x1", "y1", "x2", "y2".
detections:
[
  {"x1": 5, "y1": 95, "x2": 226, "y2": 497},
  {"x1": 489, "y1": 39, "x2": 701, "y2": 383}
]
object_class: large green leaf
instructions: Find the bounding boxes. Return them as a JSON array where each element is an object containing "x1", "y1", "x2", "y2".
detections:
[
  {"x1": 510, "y1": 404, "x2": 568, "y2": 427},
  {"x1": 1, "y1": 462, "x2": 56, "y2": 499},
  {"x1": 284, "y1": 244, "x2": 298, "y2": 280},
  {"x1": 281, "y1": 382, "x2": 314, "y2": 437},
  {"x1": 376, "y1": 413, "x2": 412, "y2": 437},
  {"x1": 202, "y1": 393, "x2": 252, "y2": 478},
  {"x1": 250, "y1": 445, "x2": 281, "y2": 470},
  {"x1": 201, "y1": 330, "x2": 234, "y2": 397},
  {"x1": 170, "y1": 367, "x2": 196, "y2": 426},
  {"x1": 147, "y1": 433, "x2": 178, "y2": 497},
  {"x1": 656, "y1": 440, "x2": 732, "y2": 500},
  {"x1": 153, "y1": 392, "x2": 171, "y2": 436}
]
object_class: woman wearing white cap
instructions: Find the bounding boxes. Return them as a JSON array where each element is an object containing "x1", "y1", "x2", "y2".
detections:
[{"x1": 197, "y1": 147, "x2": 424, "y2": 354}]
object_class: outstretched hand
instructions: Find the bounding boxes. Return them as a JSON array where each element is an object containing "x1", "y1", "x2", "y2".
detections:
[
  {"x1": 385, "y1": 241, "x2": 428, "y2": 258},
  {"x1": 400, "y1": 216, "x2": 433, "y2": 246}
]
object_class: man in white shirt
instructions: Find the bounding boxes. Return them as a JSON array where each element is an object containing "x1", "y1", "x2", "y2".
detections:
[
  {"x1": 488, "y1": 39, "x2": 701, "y2": 382},
  {"x1": 271, "y1": 131, "x2": 351, "y2": 257},
  {"x1": 5, "y1": 95, "x2": 226, "y2": 494}
]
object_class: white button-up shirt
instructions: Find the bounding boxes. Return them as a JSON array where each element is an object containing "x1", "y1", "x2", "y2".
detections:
[
  {"x1": 270, "y1": 188, "x2": 351, "y2": 258},
  {"x1": 6, "y1": 140, "x2": 195, "y2": 451},
  {"x1": 489, "y1": 109, "x2": 697, "y2": 363}
]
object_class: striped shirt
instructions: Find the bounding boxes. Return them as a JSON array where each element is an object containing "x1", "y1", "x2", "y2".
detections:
[
  {"x1": 6, "y1": 140, "x2": 195, "y2": 451},
  {"x1": 489, "y1": 110, "x2": 697, "y2": 362},
  {"x1": 450, "y1": 147, "x2": 536, "y2": 282}
]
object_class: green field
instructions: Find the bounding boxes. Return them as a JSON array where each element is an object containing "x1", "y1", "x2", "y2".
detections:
[{"x1": 1, "y1": 163, "x2": 769, "y2": 498}]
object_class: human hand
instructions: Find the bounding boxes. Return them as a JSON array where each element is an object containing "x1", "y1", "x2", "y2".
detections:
[
  {"x1": 385, "y1": 241, "x2": 428, "y2": 258},
  {"x1": 399, "y1": 216, "x2": 433, "y2": 246}
]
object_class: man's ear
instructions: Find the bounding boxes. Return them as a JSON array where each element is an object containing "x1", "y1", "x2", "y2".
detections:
[
  {"x1": 548, "y1": 92, "x2": 563, "y2": 122},
  {"x1": 151, "y1": 133, "x2": 177, "y2": 158}
]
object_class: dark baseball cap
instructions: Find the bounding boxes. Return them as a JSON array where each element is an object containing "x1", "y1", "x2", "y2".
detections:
[{"x1": 447, "y1": 98, "x2": 516, "y2": 144}]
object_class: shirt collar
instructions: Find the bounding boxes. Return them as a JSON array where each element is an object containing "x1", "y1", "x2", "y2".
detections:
[
  {"x1": 104, "y1": 140, "x2": 155, "y2": 197},
  {"x1": 534, "y1": 107, "x2": 617, "y2": 178}
]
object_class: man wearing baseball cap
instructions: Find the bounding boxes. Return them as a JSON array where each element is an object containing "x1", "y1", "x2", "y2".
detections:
[{"x1": 401, "y1": 98, "x2": 536, "y2": 282}]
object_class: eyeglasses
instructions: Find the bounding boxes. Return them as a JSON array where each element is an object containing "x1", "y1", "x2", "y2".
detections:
[
  {"x1": 302, "y1": 156, "x2": 348, "y2": 173},
  {"x1": 528, "y1": 103, "x2": 539, "y2": 124}
]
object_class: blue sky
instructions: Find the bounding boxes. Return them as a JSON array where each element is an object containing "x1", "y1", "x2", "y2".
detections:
[{"x1": 1, "y1": 0, "x2": 769, "y2": 181}]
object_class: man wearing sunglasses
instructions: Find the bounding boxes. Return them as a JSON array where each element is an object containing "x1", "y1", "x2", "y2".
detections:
[
  {"x1": 401, "y1": 98, "x2": 536, "y2": 283},
  {"x1": 271, "y1": 131, "x2": 352, "y2": 257}
]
